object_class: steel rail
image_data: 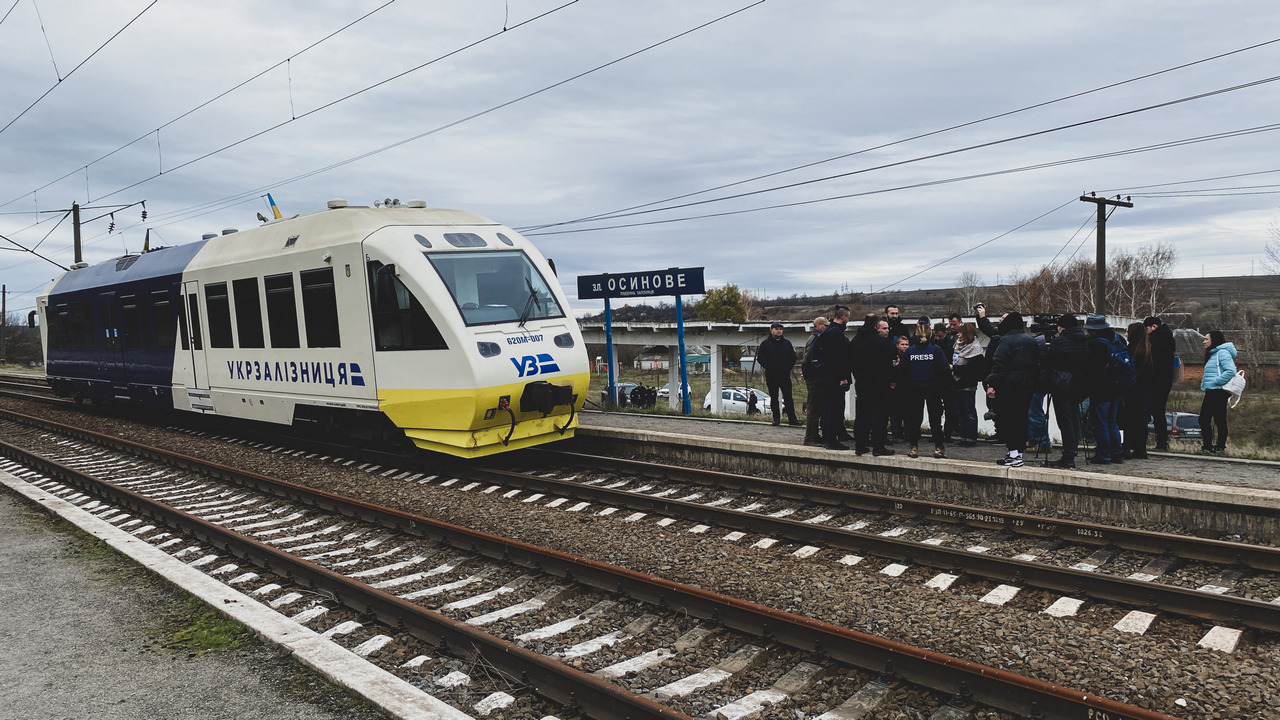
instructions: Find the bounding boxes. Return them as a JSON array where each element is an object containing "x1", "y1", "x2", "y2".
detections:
[
  {"x1": 0, "y1": 410, "x2": 1180, "y2": 720},
  {"x1": 475, "y1": 452, "x2": 1280, "y2": 631},
  {"x1": 531, "y1": 449, "x2": 1280, "y2": 571}
]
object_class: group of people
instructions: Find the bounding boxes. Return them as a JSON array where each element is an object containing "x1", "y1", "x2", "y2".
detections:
[{"x1": 787, "y1": 303, "x2": 1238, "y2": 467}]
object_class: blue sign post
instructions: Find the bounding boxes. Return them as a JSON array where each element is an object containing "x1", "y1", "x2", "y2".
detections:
[{"x1": 578, "y1": 267, "x2": 705, "y2": 414}]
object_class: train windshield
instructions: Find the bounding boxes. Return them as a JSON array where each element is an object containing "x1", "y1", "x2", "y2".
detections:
[{"x1": 426, "y1": 250, "x2": 565, "y2": 326}]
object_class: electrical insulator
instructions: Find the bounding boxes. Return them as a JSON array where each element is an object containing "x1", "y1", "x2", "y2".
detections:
[
  {"x1": 108, "y1": 221, "x2": 115, "y2": 232},
  {"x1": 141, "y1": 210, "x2": 147, "y2": 220}
]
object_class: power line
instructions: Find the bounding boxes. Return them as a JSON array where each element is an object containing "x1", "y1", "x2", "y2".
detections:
[
  {"x1": 519, "y1": 36, "x2": 1280, "y2": 233},
  {"x1": 0, "y1": 0, "x2": 161, "y2": 137},
  {"x1": 875, "y1": 199, "x2": 1078, "y2": 293},
  {"x1": 523, "y1": 120, "x2": 1280, "y2": 237},
  {"x1": 0, "y1": 0, "x2": 20, "y2": 27},
  {"x1": 91, "y1": 0, "x2": 767, "y2": 216},
  {"x1": 521, "y1": 72, "x2": 1280, "y2": 234},
  {"x1": 0, "y1": 0, "x2": 399, "y2": 211}
]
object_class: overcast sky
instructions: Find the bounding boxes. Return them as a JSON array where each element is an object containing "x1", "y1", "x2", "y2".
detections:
[{"x1": 3, "y1": 0, "x2": 1280, "y2": 318}]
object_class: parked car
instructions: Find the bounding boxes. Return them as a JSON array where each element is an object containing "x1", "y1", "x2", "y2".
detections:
[
  {"x1": 600, "y1": 382, "x2": 640, "y2": 408},
  {"x1": 656, "y1": 382, "x2": 690, "y2": 399},
  {"x1": 703, "y1": 386, "x2": 775, "y2": 415},
  {"x1": 1146, "y1": 411, "x2": 1202, "y2": 440}
]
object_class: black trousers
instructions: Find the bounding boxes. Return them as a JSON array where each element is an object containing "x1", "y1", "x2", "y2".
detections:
[
  {"x1": 1149, "y1": 376, "x2": 1173, "y2": 447},
  {"x1": 906, "y1": 386, "x2": 944, "y2": 447},
  {"x1": 1051, "y1": 392, "x2": 1081, "y2": 461},
  {"x1": 1199, "y1": 388, "x2": 1229, "y2": 449},
  {"x1": 854, "y1": 381, "x2": 888, "y2": 450},
  {"x1": 820, "y1": 381, "x2": 848, "y2": 445},
  {"x1": 996, "y1": 388, "x2": 1034, "y2": 453},
  {"x1": 767, "y1": 375, "x2": 799, "y2": 423}
]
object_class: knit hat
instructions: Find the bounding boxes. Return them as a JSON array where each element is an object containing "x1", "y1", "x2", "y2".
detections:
[
  {"x1": 1143, "y1": 316, "x2": 1162, "y2": 327},
  {"x1": 1057, "y1": 313, "x2": 1079, "y2": 328},
  {"x1": 997, "y1": 311, "x2": 1025, "y2": 334}
]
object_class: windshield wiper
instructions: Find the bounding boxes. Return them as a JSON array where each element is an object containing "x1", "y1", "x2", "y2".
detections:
[{"x1": 518, "y1": 277, "x2": 542, "y2": 327}]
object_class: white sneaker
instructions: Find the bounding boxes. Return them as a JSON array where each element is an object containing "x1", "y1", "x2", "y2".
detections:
[{"x1": 1006, "y1": 453, "x2": 1024, "y2": 468}]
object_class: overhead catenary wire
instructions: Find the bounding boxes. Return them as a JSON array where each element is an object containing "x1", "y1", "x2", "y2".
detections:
[
  {"x1": 0, "y1": 0, "x2": 399, "y2": 211},
  {"x1": 0, "y1": 0, "x2": 161, "y2": 137},
  {"x1": 519, "y1": 36, "x2": 1280, "y2": 233},
  {"x1": 520, "y1": 72, "x2": 1280, "y2": 234},
  {"x1": 86, "y1": 0, "x2": 767, "y2": 218},
  {"x1": 523, "y1": 120, "x2": 1280, "y2": 237},
  {"x1": 874, "y1": 199, "x2": 1078, "y2": 293}
]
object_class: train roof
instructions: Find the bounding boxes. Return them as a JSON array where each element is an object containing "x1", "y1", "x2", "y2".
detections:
[
  {"x1": 41, "y1": 204, "x2": 504, "y2": 298},
  {"x1": 43, "y1": 240, "x2": 208, "y2": 297}
]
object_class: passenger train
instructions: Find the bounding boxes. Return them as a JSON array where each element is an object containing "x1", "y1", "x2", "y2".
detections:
[{"x1": 37, "y1": 199, "x2": 588, "y2": 458}]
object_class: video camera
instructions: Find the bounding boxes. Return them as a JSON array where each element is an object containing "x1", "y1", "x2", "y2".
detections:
[{"x1": 1028, "y1": 313, "x2": 1062, "y2": 340}]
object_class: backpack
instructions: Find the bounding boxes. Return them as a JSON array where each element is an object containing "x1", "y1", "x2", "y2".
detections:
[{"x1": 1104, "y1": 335, "x2": 1136, "y2": 393}]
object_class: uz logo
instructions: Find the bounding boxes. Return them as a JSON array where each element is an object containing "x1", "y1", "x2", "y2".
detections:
[{"x1": 511, "y1": 353, "x2": 560, "y2": 377}]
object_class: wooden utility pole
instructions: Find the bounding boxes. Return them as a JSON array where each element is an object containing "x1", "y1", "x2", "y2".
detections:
[
  {"x1": 1, "y1": 284, "x2": 6, "y2": 363},
  {"x1": 1079, "y1": 193, "x2": 1133, "y2": 316}
]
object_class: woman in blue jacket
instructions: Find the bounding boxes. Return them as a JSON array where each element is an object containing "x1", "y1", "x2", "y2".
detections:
[{"x1": 1199, "y1": 330, "x2": 1238, "y2": 453}]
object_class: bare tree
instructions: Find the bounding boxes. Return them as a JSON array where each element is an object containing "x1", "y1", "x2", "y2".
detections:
[
  {"x1": 1265, "y1": 220, "x2": 1280, "y2": 275},
  {"x1": 740, "y1": 289, "x2": 765, "y2": 321},
  {"x1": 956, "y1": 271, "x2": 984, "y2": 310}
]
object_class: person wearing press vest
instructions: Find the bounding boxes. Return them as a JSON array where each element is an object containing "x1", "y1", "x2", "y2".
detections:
[
  {"x1": 1199, "y1": 330, "x2": 1238, "y2": 454},
  {"x1": 1083, "y1": 315, "x2": 1128, "y2": 465},
  {"x1": 756, "y1": 322, "x2": 802, "y2": 426},
  {"x1": 905, "y1": 319, "x2": 949, "y2": 459}
]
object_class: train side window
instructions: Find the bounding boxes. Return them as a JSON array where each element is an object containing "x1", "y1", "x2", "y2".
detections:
[
  {"x1": 300, "y1": 267, "x2": 340, "y2": 348},
  {"x1": 120, "y1": 294, "x2": 143, "y2": 350},
  {"x1": 187, "y1": 294, "x2": 203, "y2": 350},
  {"x1": 264, "y1": 273, "x2": 300, "y2": 348},
  {"x1": 70, "y1": 303, "x2": 90, "y2": 350},
  {"x1": 232, "y1": 277, "x2": 265, "y2": 348},
  {"x1": 205, "y1": 282, "x2": 234, "y2": 348},
  {"x1": 151, "y1": 290, "x2": 175, "y2": 349},
  {"x1": 53, "y1": 304, "x2": 69, "y2": 351},
  {"x1": 367, "y1": 261, "x2": 447, "y2": 351}
]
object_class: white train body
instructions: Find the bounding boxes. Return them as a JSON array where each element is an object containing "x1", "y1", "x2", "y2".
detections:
[{"x1": 39, "y1": 201, "x2": 588, "y2": 458}]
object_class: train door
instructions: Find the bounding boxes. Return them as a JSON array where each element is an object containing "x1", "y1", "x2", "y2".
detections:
[
  {"x1": 181, "y1": 280, "x2": 213, "y2": 412},
  {"x1": 98, "y1": 291, "x2": 127, "y2": 398}
]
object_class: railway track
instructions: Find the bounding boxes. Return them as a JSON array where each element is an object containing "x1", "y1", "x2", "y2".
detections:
[{"x1": 0, "y1": 408, "x2": 1183, "y2": 720}]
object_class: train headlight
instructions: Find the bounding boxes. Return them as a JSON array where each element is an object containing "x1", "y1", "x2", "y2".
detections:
[
  {"x1": 477, "y1": 341, "x2": 501, "y2": 357},
  {"x1": 553, "y1": 333, "x2": 574, "y2": 348}
]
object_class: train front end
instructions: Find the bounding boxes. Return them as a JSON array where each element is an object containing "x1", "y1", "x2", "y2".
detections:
[{"x1": 361, "y1": 210, "x2": 587, "y2": 458}]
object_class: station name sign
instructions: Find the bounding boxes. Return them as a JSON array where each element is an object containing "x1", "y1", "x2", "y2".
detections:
[{"x1": 577, "y1": 267, "x2": 705, "y2": 300}]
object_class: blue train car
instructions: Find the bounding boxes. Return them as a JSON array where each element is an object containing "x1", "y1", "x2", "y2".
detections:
[{"x1": 41, "y1": 241, "x2": 207, "y2": 406}]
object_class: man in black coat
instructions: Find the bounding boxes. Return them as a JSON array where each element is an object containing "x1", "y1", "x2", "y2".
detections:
[
  {"x1": 757, "y1": 322, "x2": 801, "y2": 426},
  {"x1": 812, "y1": 307, "x2": 853, "y2": 450},
  {"x1": 1043, "y1": 313, "x2": 1088, "y2": 468},
  {"x1": 984, "y1": 311, "x2": 1039, "y2": 467},
  {"x1": 850, "y1": 314, "x2": 897, "y2": 456},
  {"x1": 1144, "y1": 316, "x2": 1176, "y2": 451}
]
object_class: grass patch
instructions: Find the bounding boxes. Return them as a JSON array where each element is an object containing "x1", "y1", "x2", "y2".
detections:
[{"x1": 166, "y1": 597, "x2": 252, "y2": 653}]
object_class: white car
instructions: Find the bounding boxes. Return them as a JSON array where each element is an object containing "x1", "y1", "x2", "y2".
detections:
[
  {"x1": 703, "y1": 386, "x2": 774, "y2": 414},
  {"x1": 656, "y1": 382, "x2": 690, "y2": 399}
]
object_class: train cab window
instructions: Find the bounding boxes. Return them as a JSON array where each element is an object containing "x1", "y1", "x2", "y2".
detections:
[
  {"x1": 367, "y1": 261, "x2": 447, "y2": 351},
  {"x1": 120, "y1": 294, "x2": 144, "y2": 350},
  {"x1": 186, "y1": 294, "x2": 203, "y2": 350},
  {"x1": 264, "y1": 273, "x2": 300, "y2": 348},
  {"x1": 205, "y1": 282, "x2": 234, "y2": 348},
  {"x1": 300, "y1": 267, "x2": 341, "y2": 348},
  {"x1": 426, "y1": 250, "x2": 565, "y2": 327},
  {"x1": 497, "y1": 233, "x2": 514, "y2": 246},
  {"x1": 151, "y1": 290, "x2": 175, "y2": 349},
  {"x1": 413, "y1": 233, "x2": 432, "y2": 249},
  {"x1": 232, "y1": 278, "x2": 265, "y2": 349}
]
